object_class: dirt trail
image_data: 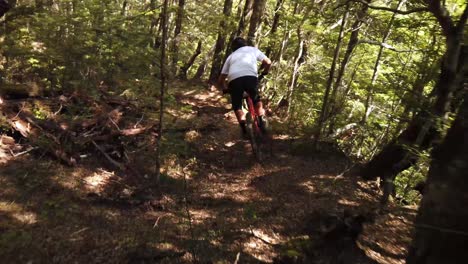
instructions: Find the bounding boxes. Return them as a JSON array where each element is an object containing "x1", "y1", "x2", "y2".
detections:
[
  {"x1": 0, "y1": 82, "x2": 416, "y2": 263},
  {"x1": 171, "y1": 86, "x2": 417, "y2": 263}
]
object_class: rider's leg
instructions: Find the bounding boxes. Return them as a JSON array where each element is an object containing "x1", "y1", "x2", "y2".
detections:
[
  {"x1": 235, "y1": 109, "x2": 247, "y2": 134},
  {"x1": 229, "y1": 78, "x2": 248, "y2": 136},
  {"x1": 254, "y1": 101, "x2": 265, "y2": 116},
  {"x1": 234, "y1": 109, "x2": 246, "y2": 123},
  {"x1": 256, "y1": 102, "x2": 268, "y2": 133},
  {"x1": 244, "y1": 76, "x2": 268, "y2": 133}
]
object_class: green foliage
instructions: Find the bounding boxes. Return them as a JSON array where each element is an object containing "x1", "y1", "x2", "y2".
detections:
[
  {"x1": 1, "y1": 0, "x2": 160, "y2": 94},
  {"x1": 394, "y1": 154, "x2": 429, "y2": 205},
  {"x1": 1, "y1": 0, "x2": 465, "y2": 207}
]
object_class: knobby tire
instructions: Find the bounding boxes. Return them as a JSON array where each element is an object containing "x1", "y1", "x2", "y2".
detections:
[{"x1": 246, "y1": 113, "x2": 262, "y2": 161}]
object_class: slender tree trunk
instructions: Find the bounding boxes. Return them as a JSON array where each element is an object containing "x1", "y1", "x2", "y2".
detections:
[
  {"x1": 395, "y1": 56, "x2": 439, "y2": 135},
  {"x1": 222, "y1": 1, "x2": 243, "y2": 67},
  {"x1": 193, "y1": 43, "x2": 215, "y2": 80},
  {"x1": 149, "y1": 0, "x2": 161, "y2": 47},
  {"x1": 360, "y1": 2, "x2": 468, "y2": 184},
  {"x1": 155, "y1": 0, "x2": 169, "y2": 182},
  {"x1": 208, "y1": 0, "x2": 233, "y2": 84},
  {"x1": 171, "y1": 0, "x2": 185, "y2": 73},
  {"x1": 286, "y1": 27, "x2": 306, "y2": 117},
  {"x1": 276, "y1": 25, "x2": 290, "y2": 62},
  {"x1": 407, "y1": 90, "x2": 468, "y2": 264},
  {"x1": 326, "y1": 1, "x2": 369, "y2": 134},
  {"x1": 362, "y1": 0, "x2": 405, "y2": 125},
  {"x1": 265, "y1": 0, "x2": 283, "y2": 57},
  {"x1": 247, "y1": 0, "x2": 266, "y2": 45},
  {"x1": 121, "y1": 0, "x2": 127, "y2": 16},
  {"x1": 179, "y1": 40, "x2": 202, "y2": 80},
  {"x1": 314, "y1": 3, "x2": 349, "y2": 144},
  {"x1": 0, "y1": 0, "x2": 11, "y2": 18},
  {"x1": 236, "y1": 0, "x2": 253, "y2": 37}
]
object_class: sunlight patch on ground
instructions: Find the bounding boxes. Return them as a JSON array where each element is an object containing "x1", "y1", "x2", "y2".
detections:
[
  {"x1": 338, "y1": 198, "x2": 360, "y2": 206},
  {"x1": 301, "y1": 180, "x2": 316, "y2": 192},
  {"x1": 189, "y1": 209, "x2": 215, "y2": 224},
  {"x1": 185, "y1": 130, "x2": 201, "y2": 142},
  {"x1": 243, "y1": 236, "x2": 276, "y2": 263},
  {"x1": 83, "y1": 169, "x2": 115, "y2": 193},
  {"x1": 0, "y1": 201, "x2": 37, "y2": 225},
  {"x1": 194, "y1": 92, "x2": 222, "y2": 101},
  {"x1": 360, "y1": 208, "x2": 416, "y2": 264},
  {"x1": 315, "y1": 174, "x2": 341, "y2": 180},
  {"x1": 246, "y1": 228, "x2": 282, "y2": 245},
  {"x1": 167, "y1": 108, "x2": 196, "y2": 120},
  {"x1": 183, "y1": 89, "x2": 198, "y2": 96}
]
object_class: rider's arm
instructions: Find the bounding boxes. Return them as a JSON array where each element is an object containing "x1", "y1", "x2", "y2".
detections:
[
  {"x1": 217, "y1": 73, "x2": 228, "y2": 92},
  {"x1": 260, "y1": 58, "x2": 272, "y2": 75}
]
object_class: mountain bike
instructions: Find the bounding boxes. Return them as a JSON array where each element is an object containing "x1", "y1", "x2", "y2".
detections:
[{"x1": 243, "y1": 74, "x2": 271, "y2": 161}]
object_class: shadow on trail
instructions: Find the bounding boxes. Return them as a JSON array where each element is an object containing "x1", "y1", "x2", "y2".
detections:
[{"x1": 0, "y1": 83, "x2": 416, "y2": 263}]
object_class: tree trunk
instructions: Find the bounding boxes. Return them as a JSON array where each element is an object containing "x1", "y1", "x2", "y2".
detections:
[
  {"x1": 222, "y1": 2, "x2": 243, "y2": 68},
  {"x1": 326, "y1": 1, "x2": 369, "y2": 134},
  {"x1": 0, "y1": 0, "x2": 12, "y2": 17},
  {"x1": 149, "y1": 0, "x2": 161, "y2": 47},
  {"x1": 286, "y1": 27, "x2": 306, "y2": 117},
  {"x1": 314, "y1": 3, "x2": 349, "y2": 144},
  {"x1": 395, "y1": 54, "x2": 439, "y2": 135},
  {"x1": 235, "y1": 0, "x2": 253, "y2": 37},
  {"x1": 208, "y1": 0, "x2": 233, "y2": 84},
  {"x1": 155, "y1": 0, "x2": 169, "y2": 182},
  {"x1": 171, "y1": 0, "x2": 185, "y2": 73},
  {"x1": 265, "y1": 0, "x2": 283, "y2": 57},
  {"x1": 179, "y1": 40, "x2": 202, "y2": 80},
  {"x1": 407, "y1": 91, "x2": 468, "y2": 264},
  {"x1": 362, "y1": 0, "x2": 405, "y2": 125},
  {"x1": 121, "y1": 0, "x2": 128, "y2": 16},
  {"x1": 247, "y1": 0, "x2": 266, "y2": 45},
  {"x1": 360, "y1": 2, "x2": 468, "y2": 183},
  {"x1": 193, "y1": 43, "x2": 215, "y2": 80}
]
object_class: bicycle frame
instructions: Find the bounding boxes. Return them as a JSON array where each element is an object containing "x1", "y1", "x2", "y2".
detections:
[{"x1": 245, "y1": 95, "x2": 262, "y2": 135}]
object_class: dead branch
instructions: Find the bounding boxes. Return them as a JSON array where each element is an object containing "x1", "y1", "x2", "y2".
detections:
[{"x1": 92, "y1": 140, "x2": 126, "y2": 170}]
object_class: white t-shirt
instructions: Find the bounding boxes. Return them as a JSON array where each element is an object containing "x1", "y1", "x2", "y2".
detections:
[{"x1": 221, "y1": 46, "x2": 268, "y2": 82}]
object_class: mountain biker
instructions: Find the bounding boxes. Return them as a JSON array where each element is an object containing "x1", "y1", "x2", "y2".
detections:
[{"x1": 217, "y1": 37, "x2": 271, "y2": 138}]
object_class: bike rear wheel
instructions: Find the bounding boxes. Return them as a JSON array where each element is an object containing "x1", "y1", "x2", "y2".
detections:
[{"x1": 246, "y1": 113, "x2": 262, "y2": 161}]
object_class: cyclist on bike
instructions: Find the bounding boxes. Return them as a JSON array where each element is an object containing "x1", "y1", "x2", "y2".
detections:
[{"x1": 217, "y1": 37, "x2": 271, "y2": 138}]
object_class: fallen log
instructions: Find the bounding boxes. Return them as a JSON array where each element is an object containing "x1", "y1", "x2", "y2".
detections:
[{"x1": 1, "y1": 101, "x2": 77, "y2": 166}]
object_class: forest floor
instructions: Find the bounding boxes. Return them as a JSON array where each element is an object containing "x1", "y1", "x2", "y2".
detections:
[{"x1": 0, "y1": 81, "x2": 417, "y2": 263}]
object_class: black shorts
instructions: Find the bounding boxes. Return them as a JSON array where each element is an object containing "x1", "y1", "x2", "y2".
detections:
[{"x1": 228, "y1": 76, "x2": 260, "y2": 111}]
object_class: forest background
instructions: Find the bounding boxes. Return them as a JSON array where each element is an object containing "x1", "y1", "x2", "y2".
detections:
[{"x1": 0, "y1": 0, "x2": 467, "y2": 263}]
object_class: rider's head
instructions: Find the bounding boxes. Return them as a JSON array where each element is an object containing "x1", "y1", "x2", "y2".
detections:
[{"x1": 231, "y1": 37, "x2": 247, "y2": 52}]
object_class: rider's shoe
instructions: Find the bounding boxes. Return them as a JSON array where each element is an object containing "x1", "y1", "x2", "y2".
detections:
[
  {"x1": 258, "y1": 115, "x2": 269, "y2": 134},
  {"x1": 241, "y1": 129, "x2": 249, "y2": 140},
  {"x1": 240, "y1": 121, "x2": 249, "y2": 139}
]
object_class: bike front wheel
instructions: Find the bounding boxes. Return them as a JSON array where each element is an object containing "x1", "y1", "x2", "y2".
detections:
[{"x1": 246, "y1": 113, "x2": 262, "y2": 161}]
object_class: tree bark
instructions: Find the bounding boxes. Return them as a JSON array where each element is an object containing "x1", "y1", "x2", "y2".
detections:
[
  {"x1": 286, "y1": 27, "x2": 306, "y2": 117},
  {"x1": 0, "y1": 0, "x2": 11, "y2": 17},
  {"x1": 208, "y1": 0, "x2": 233, "y2": 84},
  {"x1": 361, "y1": 0, "x2": 405, "y2": 125},
  {"x1": 155, "y1": 0, "x2": 169, "y2": 182},
  {"x1": 235, "y1": 0, "x2": 253, "y2": 37},
  {"x1": 360, "y1": 2, "x2": 468, "y2": 182},
  {"x1": 265, "y1": 0, "x2": 283, "y2": 57},
  {"x1": 121, "y1": 0, "x2": 128, "y2": 16},
  {"x1": 406, "y1": 90, "x2": 468, "y2": 264},
  {"x1": 179, "y1": 40, "x2": 202, "y2": 80},
  {"x1": 171, "y1": 0, "x2": 185, "y2": 72},
  {"x1": 314, "y1": 3, "x2": 350, "y2": 144},
  {"x1": 395, "y1": 53, "x2": 439, "y2": 134},
  {"x1": 326, "y1": 1, "x2": 369, "y2": 134},
  {"x1": 247, "y1": 0, "x2": 266, "y2": 45},
  {"x1": 149, "y1": 0, "x2": 161, "y2": 48}
]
